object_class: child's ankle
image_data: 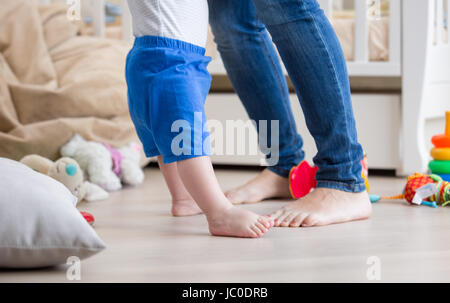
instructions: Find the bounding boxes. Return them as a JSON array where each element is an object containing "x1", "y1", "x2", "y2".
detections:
[
  {"x1": 204, "y1": 202, "x2": 233, "y2": 220},
  {"x1": 171, "y1": 194, "x2": 192, "y2": 203}
]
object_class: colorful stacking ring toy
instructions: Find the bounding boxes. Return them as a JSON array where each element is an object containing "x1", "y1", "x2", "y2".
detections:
[
  {"x1": 430, "y1": 147, "x2": 450, "y2": 160},
  {"x1": 432, "y1": 135, "x2": 450, "y2": 148},
  {"x1": 431, "y1": 111, "x2": 450, "y2": 148},
  {"x1": 439, "y1": 174, "x2": 450, "y2": 182},
  {"x1": 429, "y1": 160, "x2": 450, "y2": 175}
]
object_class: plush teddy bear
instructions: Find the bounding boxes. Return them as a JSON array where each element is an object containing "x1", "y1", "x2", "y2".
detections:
[
  {"x1": 60, "y1": 134, "x2": 145, "y2": 191},
  {"x1": 20, "y1": 155, "x2": 109, "y2": 205}
]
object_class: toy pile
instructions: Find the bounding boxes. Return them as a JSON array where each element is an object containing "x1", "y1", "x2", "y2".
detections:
[
  {"x1": 370, "y1": 111, "x2": 450, "y2": 208},
  {"x1": 429, "y1": 111, "x2": 450, "y2": 182},
  {"x1": 289, "y1": 141, "x2": 450, "y2": 207},
  {"x1": 20, "y1": 134, "x2": 146, "y2": 225},
  {"x1": 370, "y1": 173, "x2": 449, "y2": 207}
]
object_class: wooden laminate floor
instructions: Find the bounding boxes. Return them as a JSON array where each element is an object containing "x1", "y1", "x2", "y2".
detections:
[{"x1": 1, "y1": 167, "x2": 449, "y2": 282}]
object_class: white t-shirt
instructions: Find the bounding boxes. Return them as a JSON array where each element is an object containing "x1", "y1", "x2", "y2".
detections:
[{"x1": 127, "y1": 0, "x2": 209, "y2": 48}]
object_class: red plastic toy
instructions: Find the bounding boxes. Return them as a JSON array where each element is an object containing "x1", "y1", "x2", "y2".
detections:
[
  {"x1": 80, "y1": 211, "x2": 95, "y2": 226},
  {"x1": 288, "y1": 161, "x2": 318, "y2": 199},
  {"x1": 289, "y1": 155, "x2": 369, "y2": 199}
]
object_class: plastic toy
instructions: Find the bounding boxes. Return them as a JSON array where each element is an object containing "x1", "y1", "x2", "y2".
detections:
[
  {"x1": 80, "y1": 211, "x2": 95, "y2": 226},
  {"x1": 439, "y1": 174, "x2": 450, "y2": 182},
  {"x1": 429, "y1": 160, "x2": 450, "y2": 174},
  {"x1": 361, "y1": 153, "x2": 369, "y2": 191},
  {"x1": 430, "y1": 147, "x2": 450, "y2": 160},
  {"x1": 429, "y1": 111, "x2": 450, "y2": 178},
  {"x1": 431, "y1": 111, "x2": 450, "y2": 148},
  {"x1": 370, "y1": 173, "x2": 450, "y2": 207},
  {"x1": 289, "y1": 161, "x2": 318, "y2": 199},
  {"x1": 289, "y1": 154, "x2": 369, "y2": 199}
]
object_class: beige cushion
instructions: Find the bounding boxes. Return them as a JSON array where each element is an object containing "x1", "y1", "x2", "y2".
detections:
[
  {"x1": 0, "y1": 158, "x2": 105, "y2": 268},
  {"x1": 0, "y1": 0, "x2": 146, "y2": 164}
]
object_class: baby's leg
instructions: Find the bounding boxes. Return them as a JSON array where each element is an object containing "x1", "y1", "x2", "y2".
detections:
[
  {"x1": 125, "y1": 1, "x2": 272, "y2": 237},
  {"x1": 157, "y1": 156, "x2": 202, "y2": 216},
  {"x1": 177, "y1": 156, "x2": 273, "y2": 238}
]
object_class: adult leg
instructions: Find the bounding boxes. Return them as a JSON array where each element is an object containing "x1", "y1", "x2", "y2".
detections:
[
  {"x1": 209, "y1": 0, "x2": 304, "y2": 203},
  {"x1": 250, "y1": 0, "x2": 371, "y2": 226}
]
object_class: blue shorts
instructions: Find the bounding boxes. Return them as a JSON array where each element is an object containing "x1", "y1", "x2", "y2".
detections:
[{"x1": 125, "y1": 36, "x2": 212, "y2": 164}]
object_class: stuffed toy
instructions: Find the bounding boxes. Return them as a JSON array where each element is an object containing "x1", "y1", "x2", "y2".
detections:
[
  {"x1": 20, "y1": 155, "x2": 109, "y2": 205},
  {"x1": 370, "y1": 173, "x2": 450, "y2": 208},
  {"x1": 60, "y1": 134, "x2": 145, "y2": 191}
]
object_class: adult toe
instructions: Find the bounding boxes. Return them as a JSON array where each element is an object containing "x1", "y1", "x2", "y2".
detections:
[{"x1": 289, "y1": 213, "x2": 308, "y2": 227}]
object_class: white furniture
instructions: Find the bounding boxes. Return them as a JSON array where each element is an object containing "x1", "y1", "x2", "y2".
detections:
[{"x1": 39, "y1": 0, "x2": 450, "y2": 175}]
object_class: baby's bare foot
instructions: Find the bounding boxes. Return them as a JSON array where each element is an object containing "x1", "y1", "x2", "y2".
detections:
[
  {"x1": 271, "y1": 188, "x2": 372, "y2": 227},
  {"x1": 171, "y1": 199, "x2": 203, "y2": 217},
  {"x1": 225, "y1": 169, "x2": 292, "y2": 204},
  {"x1": 208, "y1": 207, "x2": 274, "y2": 238}
]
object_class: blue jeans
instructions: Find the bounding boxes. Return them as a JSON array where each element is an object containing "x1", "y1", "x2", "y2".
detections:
[{"x1": 208, "y1": 0, "x2": 366, "y2": 192}]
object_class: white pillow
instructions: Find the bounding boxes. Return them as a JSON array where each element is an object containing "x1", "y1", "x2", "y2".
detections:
[{"x1": 0, "y1": 158, "x2": 106, "y2": 268}]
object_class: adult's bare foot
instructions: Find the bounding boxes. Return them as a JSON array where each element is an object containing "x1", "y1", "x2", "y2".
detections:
[
  {"x1": 271, "y1": 188, "x2": 372, "y2": 227},
  {"x1": 225, "y1": 169, "x2": 292, "y2": 204},
  {"x1": 171, "y1": 199, "x2": 203, "y2": 217}
]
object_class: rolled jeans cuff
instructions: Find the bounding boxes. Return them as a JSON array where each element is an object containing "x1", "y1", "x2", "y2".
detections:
[
  {"x1": 316, "y1": 180, "x2": 367, "y2": 193},
  {"x1": 267, "y1": 165, "x2": 291, "y2": 178}
]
